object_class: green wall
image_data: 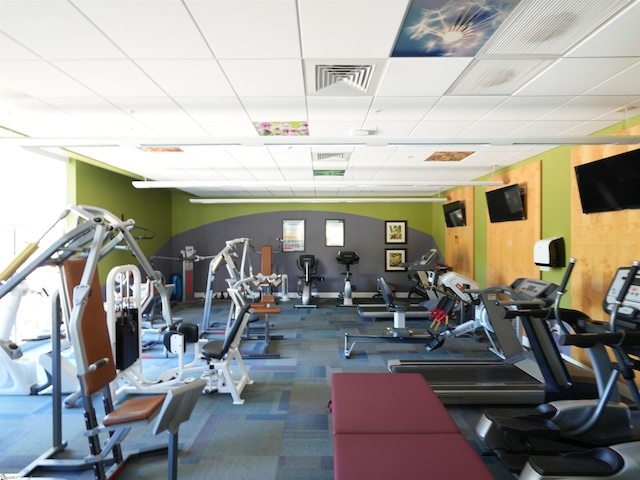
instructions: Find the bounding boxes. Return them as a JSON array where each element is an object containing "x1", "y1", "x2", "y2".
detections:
[{"x1": 70, "y1": 159, "x2": 173, "y2": 281}]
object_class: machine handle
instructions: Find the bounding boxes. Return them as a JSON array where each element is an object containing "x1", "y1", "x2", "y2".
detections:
[
  {"x1": 558, "y1": 257, "x2": 577, "y2": 294},
  {"x1": 559, "y1": 331, "x2": 640, "y2": 348},
  {"x1": 616, "y1": 260, "x2": 640, "y2": 304},
  {"x1": 503, "y1": 308, "x2": 549, "y2": 319},
  {"x1": 87, "y1": 357, "x2": 110, "y2": 373}
]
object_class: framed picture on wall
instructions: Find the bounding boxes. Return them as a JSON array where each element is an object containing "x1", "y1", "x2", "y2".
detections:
[
  {"x1": 385, "y1": 220, "x2": 407, "y2": 244},
  {"x1": 282, "y1": 219, "x2": 305, "y2": 252},
  {"x1": 325, "y1": 219, "x2": 345, "y2": 247},
  {"x1": 385, "y1": 248, "x2": 406, "y2": 271}
]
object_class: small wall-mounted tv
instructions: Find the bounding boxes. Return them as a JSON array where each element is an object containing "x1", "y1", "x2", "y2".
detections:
[
  {"x1": 574, "y1": 149, "x2": 640, "y2": 214},
  {"x1": 486, "y1": 183, "x2": 525, "y2": 223},
  {"x1": 442, "y1": 200, "x2": 466, "y2": 227}
]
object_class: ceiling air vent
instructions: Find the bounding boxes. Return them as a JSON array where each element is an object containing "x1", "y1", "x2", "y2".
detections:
[
  {"x1": 315, "y1": 65, "x2": 375, "y2": 94},
  {"x1": 480, "y1": 0, "x2": 633, "y2": 56},
  {"x1": 448, "y1": 58, "x2": 553, "y2": 95},
  {"x1": 316, "y1": 152, "x2": 350, "y2": 162}
]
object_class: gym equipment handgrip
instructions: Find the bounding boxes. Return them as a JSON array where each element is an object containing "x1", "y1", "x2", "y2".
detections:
[{"x1": 616, "y1": 260, "x2": 639, "y2": 304}]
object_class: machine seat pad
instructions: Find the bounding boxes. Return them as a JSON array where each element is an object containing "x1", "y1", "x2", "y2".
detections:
[
  {"x1": 250, "y1": 306, "x2": 281, "y2": 315},
  {"x1": 201, "y1": 340, "x2": 225, "y2": 360},
  {"x1": 103, "y1": 394, "x2": 166, "y2": 426}
]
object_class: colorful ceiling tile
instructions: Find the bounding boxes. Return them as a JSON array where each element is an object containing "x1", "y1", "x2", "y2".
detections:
[
  {"x1": 392, "y1": 0, "x2": 522, "y2": 57},
  {"x1": 254, "y1": 121, "x2": 309, "y2": 136}
]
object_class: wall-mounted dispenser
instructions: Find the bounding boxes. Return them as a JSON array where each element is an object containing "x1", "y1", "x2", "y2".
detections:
[{"x1": 534, "y1": 237, "x2": 565, "y2": 270}]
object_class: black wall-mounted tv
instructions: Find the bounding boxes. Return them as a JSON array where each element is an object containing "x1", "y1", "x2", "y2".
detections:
[
  {"x1": 574, "y1": 149, "x2": 640, "y2": 214},
  {"x1": 442, "y1": 200, "x2": 466, "y2": 227},
  {"x1": 485, "y1": 183, "x2": 525, "y2": 223}
]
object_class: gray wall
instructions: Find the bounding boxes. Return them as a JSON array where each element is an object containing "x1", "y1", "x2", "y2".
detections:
[{"x1": 153, "y1": 211, "x2": 440, "y2": 298}]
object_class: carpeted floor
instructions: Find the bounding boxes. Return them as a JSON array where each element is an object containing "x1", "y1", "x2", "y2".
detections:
[{"x1": 0, "y1": 297, "x2": 516, "y2": 479}]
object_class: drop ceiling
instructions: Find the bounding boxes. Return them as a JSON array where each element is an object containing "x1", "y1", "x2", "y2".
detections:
[{"x1": 0, "y1": 0, "x2": 639, "y2": 199}]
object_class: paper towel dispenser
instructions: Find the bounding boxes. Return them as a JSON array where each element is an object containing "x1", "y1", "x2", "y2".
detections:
[{"x1": 534, "y1": 237, "x2": 565, "y2": 268}]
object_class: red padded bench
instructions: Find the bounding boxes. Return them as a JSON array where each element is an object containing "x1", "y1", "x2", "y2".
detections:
[{"x1": 331, "y1": 373, "x2": 494, "y2": 480}]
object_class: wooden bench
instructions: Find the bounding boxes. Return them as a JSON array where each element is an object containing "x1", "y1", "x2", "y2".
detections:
[{"x1": 331, "y1": 372, "x2": 495, "y2": 480}]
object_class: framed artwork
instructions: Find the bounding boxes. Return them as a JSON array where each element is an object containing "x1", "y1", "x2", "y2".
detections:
[
  {"x1": 385, "y1": 220, "x2": 407, "y2": 244},
  {"x1": 282, "y1": 219, "x2": 305, "y2": 252},
  {"x1": 385, "y1": 248, "x2": 407, "y2": 271},
  {"x1": 325, "y1": 219, "x2": 345, "y2": 247}
]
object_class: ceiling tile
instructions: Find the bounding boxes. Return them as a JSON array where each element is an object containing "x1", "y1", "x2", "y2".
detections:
[
  {"x1": 377, "y1": 58, "x2": 472, "y2": 96},
  {"x1": 585, "y1": 61, "x2": 640, "y2": 96},
  {"x1": 423, "y1": 96, "x2": 507, "y2": 122},
  {"x1": 540, "y1": 95, "x2": 640, "y2": 121},
  {"x1": 218, "y1": 59, "x2": 305, "y2": 96},
  {"x1": 299, "y1": 0, "x2": 410, "y2": 58},
  {"x1": 0, "y1": 60, "x2": 97, "y2": 97},
  {"x1": 0, "y1": 0, "x2": 125, "y2": 59},
  {"x1": 52, "y1": 59, "x2": 167, "y2": 97},
  {"x1": 568, "y1": 0, "x2": 640, "y2": 57},
  {"x1": 175, "y1": 97, "x2": 251, "y2": 123},
  {"x1": 518, "y1": 58, "x2": 639, "y2": 96},
  {"x1": 186, "y1": 0, "x2": 301, "y2": 59},
  {"x1": 75, "y1": 0, "x2": 212, "y2": 59},
  {"x1": 136, "y1": 60, "x2": 236, "y2": 97},
  {"x1": 482, "y1": 96, "x2": 574, "y2": 121}
]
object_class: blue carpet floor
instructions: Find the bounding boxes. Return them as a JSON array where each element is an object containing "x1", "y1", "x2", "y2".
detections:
[{"x1": 0, "y1": 298, "x2": 515, "y2": 479}]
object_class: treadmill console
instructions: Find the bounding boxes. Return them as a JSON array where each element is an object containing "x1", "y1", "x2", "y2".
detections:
[
  {"x1": 603, "y1": 266, "x2": 640, "y2": 320},
  {"x1": 510, "y1": 278, "x2": 559, "y2": 301}
]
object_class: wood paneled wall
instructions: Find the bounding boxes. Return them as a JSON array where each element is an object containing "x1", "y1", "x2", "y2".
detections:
[
  {"x1": 486, "y1": 162, "x2": 542, "y2": 287},
  {"x1": 570, "y1": 125, "x2": 640, "y2": 321},
  {"x1": 444, "y1": 186, "x2": 474, "y2": 280}
]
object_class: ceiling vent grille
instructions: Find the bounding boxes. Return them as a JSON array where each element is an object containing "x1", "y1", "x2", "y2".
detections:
[
  {"x1": 448, "y1": 58, "x2": 554, "y2": 95},
  {"x1": 315, "y1": 65, "x2": 375, "y2": 94},
  {"x1": 316, "y1": 152, "x2": 350, "y2": 162},
  {"x1": 480, "y1": 0, "x2": 632, "y2": 56}
]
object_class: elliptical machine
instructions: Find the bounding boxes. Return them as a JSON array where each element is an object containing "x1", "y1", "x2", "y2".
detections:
[
  {"x1": 295, "y1": 254, "x2": 324, "y2": 308},
  {"x1": 336, "y1": 251, "x2": 359, "y2": 307},
  {"x1": 476, "y1": 259, "x2": 640, "y2": 478}
]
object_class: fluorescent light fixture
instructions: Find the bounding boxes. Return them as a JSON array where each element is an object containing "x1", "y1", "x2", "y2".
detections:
[
  {"x1": 190, "y1": 197, "x2": 449, "y2": 204},
  {"x1": 133, "y1": 180, "x2": 503, "y2": 189},
  {"x1": 388, "y1": 142, "x2": 490, "y2": 148},
  {"x1": 3, "y1": 135, "x2": 639, "y2": 148}
]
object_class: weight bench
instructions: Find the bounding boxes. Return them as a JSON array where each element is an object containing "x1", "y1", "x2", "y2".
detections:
[{"x1": 330, "y1": 372, "x2": 494, "y2": 480}]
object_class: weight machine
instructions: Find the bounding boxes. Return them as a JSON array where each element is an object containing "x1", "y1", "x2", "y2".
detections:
[
  {"x1": 0, "y1": 206, "x2": 177, "y2": 400},
  {"x1": 0, "y1": 205, "x2": 192, "y2": 476},
  {"x1": 201, "y1": 237, "x2": 254, "y2": 332}
]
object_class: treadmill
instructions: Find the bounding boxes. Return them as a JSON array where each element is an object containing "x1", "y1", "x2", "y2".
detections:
[{"x1": 388, "y1": 277, "x2": 597, "y2": 405}]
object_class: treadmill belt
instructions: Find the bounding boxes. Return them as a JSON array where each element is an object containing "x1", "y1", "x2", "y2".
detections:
[{"x1": 390, "y1": 363, "x2": 539, "y2": 386}]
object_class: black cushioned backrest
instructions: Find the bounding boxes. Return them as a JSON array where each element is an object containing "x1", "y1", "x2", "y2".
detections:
[
  {"x1": 221, "y1": 303, "x2": 252, "y2": 355},
  {"x1": 378, "y1": 277, "x2": 395, "y2": 309}
]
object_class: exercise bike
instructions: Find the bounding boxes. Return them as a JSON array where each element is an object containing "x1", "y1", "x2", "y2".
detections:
[
  {"x1": 476, "y1": 259, "x2": 640, "y2": 478},
  {"x1": 295, "y1": 254, "x2": 324, "y2": 308},
  {"x1": 336, "y1": 251, "x2": 359, "y2": 307}
]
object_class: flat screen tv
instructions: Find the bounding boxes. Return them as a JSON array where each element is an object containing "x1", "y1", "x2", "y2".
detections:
[
  {"x1": 485, "y1": 183, "x2": 525, "y2": 223},
  {"x1": 574, "y1": 149, "x2": 640, "y2": 214},
  {"x1": 442, "y1": 200, "x2": 466, "y2": 227}
]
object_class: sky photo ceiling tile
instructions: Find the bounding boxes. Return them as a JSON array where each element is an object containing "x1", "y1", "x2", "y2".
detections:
[{"x1": 392, "y1": 0, "x2": 522, "y2": 57}]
